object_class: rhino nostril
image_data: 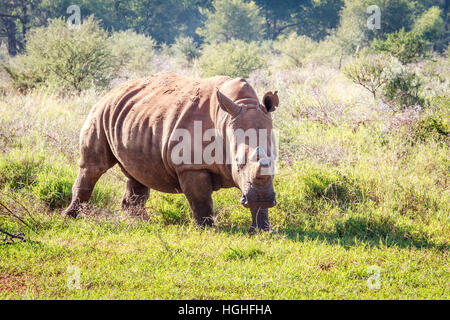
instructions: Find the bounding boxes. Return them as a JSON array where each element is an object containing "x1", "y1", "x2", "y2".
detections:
[
  {"x1": 250, "y1": 146, "x2": 267, "y2": 162},
  {"x1": 258, "y1": 158, "x2": 270, "y2": 167}
]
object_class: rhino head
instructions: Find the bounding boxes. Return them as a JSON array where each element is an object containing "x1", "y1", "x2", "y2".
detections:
[{"x1": 216, "y1": 80, "x2": 279, "y2": 210}]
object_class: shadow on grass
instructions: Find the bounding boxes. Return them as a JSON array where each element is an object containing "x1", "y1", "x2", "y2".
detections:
[{"x1": 219, "y1": 216, "x2": 448, "y2": 252}]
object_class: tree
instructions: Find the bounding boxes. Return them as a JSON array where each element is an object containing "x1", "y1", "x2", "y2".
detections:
[
  {"x1": 253, "y1": 0, "x2": 305, "y2": 40},
  {"x1": 274, "y1": 33, "x2": 317, "y2": 68},
  {"x1": 0, "y1": 0, "x2": 42, "y2": 56},
  {"x1": 412, "y1": 6, "x2": 445, "y2": 50},
  {"x1": 3, "y1": 17, "x2": 115, "y2": 92},
  {"x1": 199, "y1": 39, "x2": 266, "y2": 77},
  {"x1": 108, "y1": 29, "x2": 156, "y2": 77},
  {"x1": 40, "y1": 0, "x2": 211, "y2": 44},
  {"x1": 196, "y1": 0, "x2": 265, "y2": 43},
  {"x1": 372, "y1": 29, "x2": 428, "y2": 64},
  {"x1": 121, "y1": 0, "x2": 212, "y2": 44},
  {"x1": 332, "y1": 0, "x2": 445, "y2": 55}
]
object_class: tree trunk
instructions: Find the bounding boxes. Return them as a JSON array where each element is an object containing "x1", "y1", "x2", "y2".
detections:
[{"x1": 6, "y1": 19, "x2": 17, "y2": 56}]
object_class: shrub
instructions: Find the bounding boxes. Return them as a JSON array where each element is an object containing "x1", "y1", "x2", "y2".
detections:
[
  {"x1": 32, "y1": 167, "x2": 75, "y2": 209},
  {"x1": 199, "y1": 40, "x2": 266, "y2": 78},
  {"x1": 372, "y1": 29, "x2": 429, "y2": 64},
  {"x1": 343, "y1": 53, "x2": 390, "y2": 99},
  {"x1": 344, "y1": 53, "x2": 425, "y2": 110},
  {"x1": 32, "y1": 164, "x2": 117, "y2": 210},
  {"x1": 171, "y1": 36, "x2": 201, "y2": 65},
  {"x1": 412, "y1": 95, "x2": 450, "y2": 142},
  {"x1": 273, "y1": 33, "x2": 317, "y2": 68},
  {"x1": 196, "y1": 0, "x2": 264, "y2": 43},
  {"x1": 412, "y1": 6, "x2": 445, "y2": 45},
  {"x1": 0, "y1": 152, "x2": 43, "y2": 190},
  {"x1": 383, "y1": 70, "x2": 425, "y2": 109},
  {"x1": 108, "y1": 30, "x2": 156, "y2": 78},
  {"x1": 413, "y1": 115, "x2": 449, "y2": 142},
  {"x1": 3, "y1": 17, "x2": 115, "y2": 92}
]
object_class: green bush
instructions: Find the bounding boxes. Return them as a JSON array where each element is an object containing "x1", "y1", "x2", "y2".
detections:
[
  {"x1": 0, "y1": 152, "x2": 43, "y2": 190},
  {"x1": 412, "y1": 6, "x2": 445, "y2": 45},
  {"x1": 414, "y1": 116, "x2": 449, "y2": 142},
  {"x1": 0, "y1": 150, "x2": 116, "y2": 210},
  {"x1": 383, "y1": 70, "x2": 425, "y2": 109},
  {"x1": 199, "y1": 40, "x2": 266, "y2": 78},
  {"x1": 372, "y1": 29, "x2": 429, "y2": 64},
  {"x1": 3, "y1": 17, "x2": 115, "y2": 92},
  {"x1": 108, "y1": 30, "x2": 156, "y2": 77},
  {"x1": 273, "y1": 33, "x2": 317, "y2": 68},
  {"x1": 171, "y1": 36, "x2": 201, "y2": 65},
  {"x1": 32, "y1": 164, "x2": 117, "y2": 210},
  {"x1": 32, "y1": 167, "x2": 75, "y2": 209},
  {"x1": 413, "y1": 95, "x2": 450, "y2": 142},
  {"x1": 196, "y1": 0, "x2": 264, "y2": 43},
  {"x1": 344, "y1": 53, "x2": 425, "y2": 110},
  {"x1": 343, "y1": 53, "x2": 390, "y2": 99}
]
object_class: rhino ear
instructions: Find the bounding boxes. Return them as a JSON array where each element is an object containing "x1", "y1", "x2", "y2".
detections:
[
  {"x1": 216, "y1": 88, "x2": 241, "y2": 117},
  {"x1": 262, "y1": 91, "x2": 279, "y2": 112}
]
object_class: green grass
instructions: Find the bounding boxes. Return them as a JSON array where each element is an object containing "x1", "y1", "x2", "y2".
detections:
[
  {"x1": 1, "y1": 218, "x2": 448, "y2": 299},
  {"x1": 0, "y1": 61, "x2": 448, "y2": 299}
]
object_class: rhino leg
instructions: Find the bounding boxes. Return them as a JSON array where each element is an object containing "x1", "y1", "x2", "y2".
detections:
[
  {"x1": 121, "y1": 177, "x2": 150, "y2": 220},
  {"x1": 249, "y1": 207, "x2": 271, "y2": 233},
  {"x1": 62, "y1": 165, "x2": 112, "y2": 218},
  {"x1": 179, "y1": 170, "x2": 215, "y2": 227},
  {"x1": 63, "y1": 122, "x2": 117, "y2": 218}
]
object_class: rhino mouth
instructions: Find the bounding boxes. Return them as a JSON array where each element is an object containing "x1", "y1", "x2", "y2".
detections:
[{"x1": 240, "y1": 194, "x2": 276, "y2": 208}]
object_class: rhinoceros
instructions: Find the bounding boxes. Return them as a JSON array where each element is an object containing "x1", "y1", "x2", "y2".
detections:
[{"x1": 63, "y1": 72, "x2": 279, "y2": 231}]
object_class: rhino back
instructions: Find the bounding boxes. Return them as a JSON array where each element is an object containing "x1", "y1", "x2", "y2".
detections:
[{"x1": 93, "y1": 72, "x2": 227, "y2": 193}]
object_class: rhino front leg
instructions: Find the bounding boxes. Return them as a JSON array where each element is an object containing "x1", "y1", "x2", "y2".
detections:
[
  {"x1": 249, "y1": 207, "x2": 271, "y2": 232},
  {"x1": 179, "y1": 170, "x2": 214, "y2": 227},
  {"x1": 122, "y1": 177, "x2": 150, "y2": 220}
]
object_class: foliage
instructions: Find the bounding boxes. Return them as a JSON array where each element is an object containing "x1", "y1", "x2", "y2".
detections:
[
  {"x1": 343, "y1": 53, "x2": 390, "y2": 99},
  {"x1": 0, "y1": 0, "x2": 449, "y2": 300},
  {"x1": 197, "y1": 0, "x2": 265, "y2": 43},
  {"x1": 372, "y1": 29, "x2": 429, "y2": 64},
  {"x1": 412, "y1": 6, "x2": 445, "y2": 48},
  {"x1": 3, "y1": 17, "x2": 115, "y2": 92},
  {"x1": 413, "y1": 115, "x2": 449, "y2": 143},
  {"x1": 171, "y1": 36, "x2": 201, "y2": 65},
  {"x1": 344, "y1": 53, "x2": 425, "y2": 110},
  {"x1": 273, "y1": 33, "x2": 317, "y2": 68},
  {"x1": 333, "y1": 0, "x2": 445, "y2": 56},
  {"x1": 383, "y1": 70, "x2": 424, "y2": 110},
  {"x1": 108, "y1": 29, "x2": 156, "y2": 77},
  {"x1": 199, "y1": 40, "x2": 266, "y2": 77}
]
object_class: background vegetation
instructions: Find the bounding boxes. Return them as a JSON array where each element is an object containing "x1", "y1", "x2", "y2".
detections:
[{"x1": 0, "y1": 0, "x2": 448, "y2": 299}]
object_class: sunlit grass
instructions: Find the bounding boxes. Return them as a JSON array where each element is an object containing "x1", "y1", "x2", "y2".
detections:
[{"x1": 0, "y1": 62, "x2": 448, "y2": 299}]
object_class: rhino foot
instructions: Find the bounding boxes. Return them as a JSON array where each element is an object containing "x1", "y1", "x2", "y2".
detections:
[{"x1": 61, "y1": 207, "x2": 79, "y2": 219}]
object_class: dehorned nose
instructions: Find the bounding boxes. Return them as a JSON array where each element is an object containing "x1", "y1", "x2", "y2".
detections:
[
  {"x1": 258, "y1": 157, "x2": 270, "y2": 167},
  {"x1": 250, "y1": 146, "x2": 267, "y2": 162}
]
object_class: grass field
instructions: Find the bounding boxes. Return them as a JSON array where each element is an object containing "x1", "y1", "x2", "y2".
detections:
[{"x1": 0, "y1": 61, "x2": 448, "y2": 299}]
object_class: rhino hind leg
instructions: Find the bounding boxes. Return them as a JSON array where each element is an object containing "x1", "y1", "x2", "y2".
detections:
[
  {"x1": 62, "y1": 164, "x2": 114, "y2": 218},
  {"x1": 63, "y1": 124, "x2": 117, "y2": 218},
  {"x1": 121, "y1": 177, "x2": 150, "y2": 220},
  {"x1": 179, "y1": 170, "x2": 215, "y2": 228}
]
